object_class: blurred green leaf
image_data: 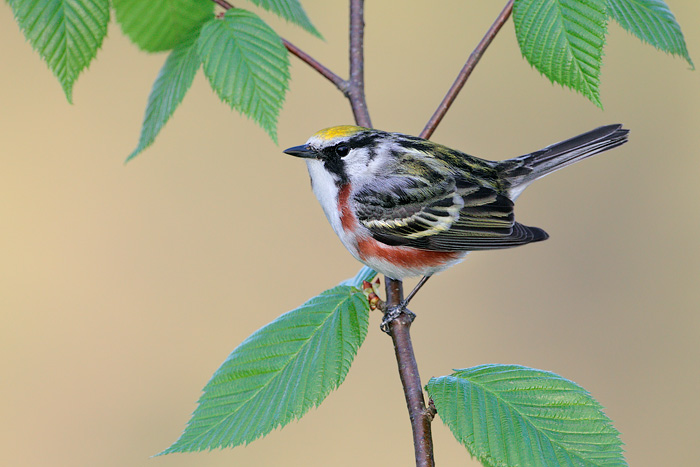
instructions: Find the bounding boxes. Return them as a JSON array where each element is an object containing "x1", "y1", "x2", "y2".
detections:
[
  {"x1": 161, "y1": 276, "x2": 370, "y2": 454},
  {"x1": 126, "y1": 31, "x2": 202, "y2": 162},
  {"x1": 513, "y1": 0, "x2": 608, "y2": 107},
  {"x1": 197, "y1": 9, "x2": 290, "y2": 142},
  {"x1": 427, "y1": 364, "x2": 626, "y2": 467},
  {"x1": 8, "y1": 0, "x2": 109, "y2": 103},
  {"x1": 340, "y1": 266, "x2": 377, "y2": 287},
  {"x1": 607, "y1": 0, "x2": 693, "y2": 68},
  {"x1": 244, "y1": 0, "x2": 323, "y2": 38},
  {"x1": 112, "y1": 0, "x2": 213, "y2": 52}
]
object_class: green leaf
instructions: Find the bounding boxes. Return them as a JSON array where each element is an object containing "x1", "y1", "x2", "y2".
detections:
[
  {"x1": 161, "y1": 278, "x2": 370, "y2": 454},
  {"x1": 427, "y1": 364, "x2": 626, "y2": 467},
  {"x1": 197, "y1": 9, "x2": 290, "y2": 143},
  {"x1": 8, "y1": 0, "x2": 109, "y2": 103},
  {"x1": 112, "y1": 0, "x2": 214, "y2": 52},
  {"x1": 126, "y1": 31, "x2": 202, "y2": 162},
  {"x1": 607, "y1": 0, "x2": 693, "y2": 68},
  {"x1": 244, "y1": 0, "x2": 323, "y2": 38},
  {"x1": 513, "y1": 0, "x2": 608, "y2": 107},
  {"x1": 340, "y1": 266, "x2": 378, "y2": 287}
]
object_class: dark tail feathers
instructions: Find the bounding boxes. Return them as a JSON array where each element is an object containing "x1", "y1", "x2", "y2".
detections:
[{"x1": 499, "y1": 124, "x2": 629, "y2": 199}]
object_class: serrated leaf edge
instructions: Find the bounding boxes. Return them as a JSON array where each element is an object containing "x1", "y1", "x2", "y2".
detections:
[
  {"x1": 607, "y1": 0, "x2": 694, "y2": 68},
  {"x1": 161, "y1": 286, "x2": 368, "y2": 454},
  {"x1": 9, "y1": 0, "x2": 110, "y2": 103},
  {"x1": 427, "y1": 364, "x2": 625, "y2": 467}
]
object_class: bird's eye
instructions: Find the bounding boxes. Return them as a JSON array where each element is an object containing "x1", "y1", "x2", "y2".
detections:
[{"x1": 335, "y1": 144, "x2": 350, "y2": 157}]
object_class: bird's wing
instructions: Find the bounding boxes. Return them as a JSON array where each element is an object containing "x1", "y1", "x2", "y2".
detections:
[{"x1": 354, "y1": 173, "x2": 547, "y2": 251}]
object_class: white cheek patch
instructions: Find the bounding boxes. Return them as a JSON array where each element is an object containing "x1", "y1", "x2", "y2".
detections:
[
  {"x1": 304, "y1": 159, "x2": 366, "y2": 261},
  {"x1": 305, "y1": 160, "x2": 343, "y2": 235},
  {"x1": 341, "y1": 148, "x2": 372, "y2": 180}
]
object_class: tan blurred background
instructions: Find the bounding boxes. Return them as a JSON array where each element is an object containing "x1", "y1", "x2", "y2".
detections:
[{"x1": 2, "y1": 1, "x2": 698, "y2": 466}]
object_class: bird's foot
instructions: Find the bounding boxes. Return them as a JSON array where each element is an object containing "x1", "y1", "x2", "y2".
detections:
[{"x1": 380, "y1": 301, "x2": 416, "y2": 334}]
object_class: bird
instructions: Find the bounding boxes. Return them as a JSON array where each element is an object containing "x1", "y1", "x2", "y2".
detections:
[{"x1": 284, "y1": 124, "x2": 629, "y2": 326}]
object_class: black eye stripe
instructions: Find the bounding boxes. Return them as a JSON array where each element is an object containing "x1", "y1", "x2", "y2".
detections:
[
  {"x1": 345, "y1": 133, "x2": 381, "y2": 149},
  {"x1": 323, "y1": 155, "x2": 347, "y2": 186},
  {"x1": 317, "y1": 131, "x2": 385, "y2": 186}
]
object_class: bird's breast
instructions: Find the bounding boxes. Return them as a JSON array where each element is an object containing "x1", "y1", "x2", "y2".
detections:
[
  {"x1": 337, "y1": 183, "x2": 358, "y2": 232},
  {"x1": 306, "y1": 160, "x2": 357, "y2": 249},
  {"x1": 306, "y1": 160, "x2": 466, "y2": 278},
  {"x1": 336, "y1": 181, "x2": 466, "y2": 277}
]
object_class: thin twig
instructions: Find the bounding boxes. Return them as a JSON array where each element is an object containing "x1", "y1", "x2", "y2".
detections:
[
  {"x1": 210, "y1": 0, "x2": 233, "y2": 9},
  {"x1": 210, "y1": 0, "x2": 232, "y2": 9},
  {"x1": 282, "y1": 39, "x2": 348, "y2": 91},
  {"x1": 420, "y1": 0, "x2": 514, "y2": 139},
  {"x1": 385, "y1": 279, "x2": 435, "y2": 467},
  {"x1": 348, "y1": 0, "x2": 372, "y2": 127},
  {"x1": 210, "y1": 0, "x2": 347, "y2": 92}
]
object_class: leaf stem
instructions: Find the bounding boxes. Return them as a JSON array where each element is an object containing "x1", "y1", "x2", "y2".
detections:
[
  {"x1": 420, "y1": 0, "x2": 514, "y2": 139},
  {"x1": 209, "y1": 0, "x2": 347, "y2": 92}
]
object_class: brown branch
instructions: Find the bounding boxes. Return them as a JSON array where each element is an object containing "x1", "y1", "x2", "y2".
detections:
[
  {"x1": 341, "y1": 1, "x2": 428, "y2": 464},
  {"x1": 282, "y1": 39, "x2": 348, "y2": 92},
  {"x1": 347, "y1": 2, "x2": 427, "y2": 465},
  {"x1": 420, "y1": 0, "x2": 514, "y2": 139},
  {"x1": 385, "y1": 278, "x2": 434, "y2": 467},
  {"x1": 348, "y1": 0, "x2": 372, "y2": 127},
  {"x1": 210, "y1": 0, "x2": 233, "y2": 9},
  {"x1": 210, "y1": 0, "x2": 232, "y2": 9},
  {"x1": 210, "y1": 0, "x2": 347, "y2": 92},
  {"x1": 345, "y1": 0, "x2": 426, "y2": 467}
]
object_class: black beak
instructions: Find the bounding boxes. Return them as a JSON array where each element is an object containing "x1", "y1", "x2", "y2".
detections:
[{"x1": 283, "y1": 144, "x2": 316, "y2": 159}]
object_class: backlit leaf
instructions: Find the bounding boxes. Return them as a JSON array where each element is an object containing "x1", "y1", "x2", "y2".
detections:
[
  {"x1": 607, "y1": 0, "x2": 693, "y2": 68},
  {"x1": 126, "y1": 30, "x2": 202, "y2": 162},
  {"x1": 513, "y1": 0, "x2": 608, "y2": 107},
  {"x1": 161, "y1": 269, "x2": 371, "y2": 453},
  {"x1": 197, "y1": 9, "x2": 290, "y2": 142},
  {"x1": 427, "y1": 364, "x2": 626, "y2": 467},
  {"x1": 244, "y1": 0, "x2": 322, "y2": 38},
  {"x1": 112, "y1": 0, "x2": 213, "y2": 52},
  {"x1": 8, "y1": 0, "x2": 110, "y2": 103}
]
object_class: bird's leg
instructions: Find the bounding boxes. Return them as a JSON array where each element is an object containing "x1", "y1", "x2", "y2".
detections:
[
  {"x1": 403, "y1": 275, "x2": 432, "y2": 306},
  {"x1": 380, "y1": 275, "x2": 432, "y2": 333}
]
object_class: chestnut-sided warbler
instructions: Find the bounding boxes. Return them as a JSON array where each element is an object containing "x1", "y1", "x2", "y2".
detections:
[{"x1": 285, "y1": 125, "x2": 628, "y2": 307}]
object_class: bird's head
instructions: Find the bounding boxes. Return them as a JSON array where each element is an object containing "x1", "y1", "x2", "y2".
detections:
[{"x1": 284, "y1": 125, "x2": 395, "y2": 186}]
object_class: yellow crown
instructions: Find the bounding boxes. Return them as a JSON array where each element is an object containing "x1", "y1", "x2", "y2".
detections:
[{"x1": 312, "y1": 125, "x2": 367, "y2": 141}]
